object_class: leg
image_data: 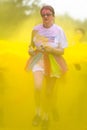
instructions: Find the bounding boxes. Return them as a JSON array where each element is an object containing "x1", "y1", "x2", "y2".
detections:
[
  {"x1": 42, "y1": 76, "x2": 57, "y2": 119},
  {"x1": 33, "y1": 71, "x2": 44, "y2": 115},
  {"x1": 32, "y1": 71, "x2": 44, "y2": 126},
  {"x1": 45, "y1": 77, "x2": 57, "y2": 116},
  {"x1": 41, "y1": 77, "x2": 57, "y2": 129}
]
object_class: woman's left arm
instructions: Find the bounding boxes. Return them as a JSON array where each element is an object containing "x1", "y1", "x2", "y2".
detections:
[{"x1": 44, "y1": 46, "x2": 64, "y2": 56}]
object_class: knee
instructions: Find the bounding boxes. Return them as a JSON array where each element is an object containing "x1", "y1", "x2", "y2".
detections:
[
  {"x1": 35, "y1": 85, "x2": 42, "y2": 91},
  {"x1": 45, "y1": 89, "x2": 52, "y2": 98}
]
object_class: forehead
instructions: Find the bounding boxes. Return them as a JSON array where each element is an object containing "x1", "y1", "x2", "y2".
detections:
[{"x1": 41, "y1": 9, "x2": 52, "y2": 14}]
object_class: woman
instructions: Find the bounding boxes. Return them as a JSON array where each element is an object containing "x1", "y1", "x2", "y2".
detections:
[{"x1": 25, "y1": 5, "x2": 68, "y2": 129}]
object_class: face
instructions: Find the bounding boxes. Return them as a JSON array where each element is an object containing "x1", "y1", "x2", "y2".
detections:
[{"x1": 41, "y1": 9, "x2": 54, "y2": 27}]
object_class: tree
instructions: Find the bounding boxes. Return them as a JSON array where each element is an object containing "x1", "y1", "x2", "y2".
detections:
[
  {"x1": 0, "y1": 0, "x2": 41, "y2": 18},
  {"x1": 0, "y1": 0, "x2": 41, "y2": 38}
]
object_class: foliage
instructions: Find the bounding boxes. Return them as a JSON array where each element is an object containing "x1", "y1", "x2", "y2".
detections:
[{"x1": 0, "y1": 0, "x2": 40, "y2": 25}]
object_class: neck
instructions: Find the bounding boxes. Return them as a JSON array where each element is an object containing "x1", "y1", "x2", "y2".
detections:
[{"x1": 43, "y1": 23, "x2": 53, "y2": 28}]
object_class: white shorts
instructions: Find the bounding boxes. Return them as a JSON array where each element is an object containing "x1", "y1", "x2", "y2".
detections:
[
  {"x1": 32, "y1": 64, "x2": 44, "y2": 72},
  {"x1": 32, "y1": 57, "x2": 44, "y2": 72}
]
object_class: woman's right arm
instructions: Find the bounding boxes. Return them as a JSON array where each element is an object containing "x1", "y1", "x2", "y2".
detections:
[{"x1": 28, "y1": 30, "x2": 35, "y2": 56}]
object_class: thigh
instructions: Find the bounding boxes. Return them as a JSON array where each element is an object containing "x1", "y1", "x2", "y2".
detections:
[
  {"x1": 33, "y1": 71, "x2": 44, "y2": 89},
  {"x1": 45, "y1": 76, "x2": 57, "y2": 95},
  {"x1": 46, "y1": 77, "x2": 56, "y2": 88}
]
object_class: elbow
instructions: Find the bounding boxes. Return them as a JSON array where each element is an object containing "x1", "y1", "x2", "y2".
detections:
[
  {"x1": 62, "y1": 50, "x2": 64, "y2": 55},
  {"x1": 61, "y1": 49, "x2": 64, "y2": 55}
]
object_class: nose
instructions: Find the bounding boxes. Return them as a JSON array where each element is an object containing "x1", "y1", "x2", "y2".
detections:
[{"x1": 44, "y1": 14, "x2": 48, "y2": 17}]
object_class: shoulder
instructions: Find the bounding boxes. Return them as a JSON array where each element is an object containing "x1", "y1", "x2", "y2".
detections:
[
  {"x1": 53, "y1": 24, "x2": 64, "y2": 32},
  {"x1": 33, "y1": 24, "x2": 43, "y2": 30}
]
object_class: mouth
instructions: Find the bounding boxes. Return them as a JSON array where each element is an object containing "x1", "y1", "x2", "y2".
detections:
[{"x1": 44, "y1": 18, "x2": 49, "y2": 21}]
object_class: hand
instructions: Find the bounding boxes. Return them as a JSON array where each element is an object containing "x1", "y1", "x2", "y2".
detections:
[
  {"x1": 28, "y1": 47, "x2": 35, "y2": 56},
  {"x1": 44, "y1": 46, "x2": 53, "y2": 53},
  {"x1": 37, "y1": 45, "x2": 45, "y2": 52}
]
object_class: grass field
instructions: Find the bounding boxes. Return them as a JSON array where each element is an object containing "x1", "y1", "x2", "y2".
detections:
[{"x1": 0, "y1": 38, "x2": 87, "y2": 130}]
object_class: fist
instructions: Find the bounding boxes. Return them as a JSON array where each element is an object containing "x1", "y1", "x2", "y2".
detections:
[
  {"x1": 44, "y1": 46, "x2": 52, "y2": 53},
  {"x1": 28, "y1": 47, "x2": 35, "y2": 55}
]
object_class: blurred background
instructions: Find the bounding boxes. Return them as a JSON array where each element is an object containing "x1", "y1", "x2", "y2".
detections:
[{"x1": 0, "y1": 0, "x2": 87, "y2": 130}]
